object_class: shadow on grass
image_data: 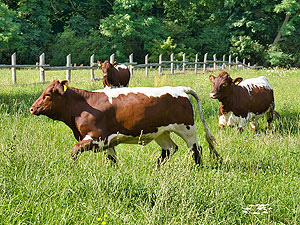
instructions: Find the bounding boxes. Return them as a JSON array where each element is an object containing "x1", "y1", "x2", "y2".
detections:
[
  {"x1": 0, "y1": 91, "x2": 42, "y2": 115},
  {"x1": 263, "y1": 110, "x2": 300, "y2": 136}
]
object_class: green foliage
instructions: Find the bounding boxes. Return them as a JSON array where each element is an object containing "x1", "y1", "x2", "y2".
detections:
[
  {"x1": 49, "y1": 28, "x2": 102, "y2": 65},
  {"x1": 99, "y1": 0, "x2": 165, "y2": 62},
  {"x1": 0, "y1": 3, "x2": 22, "y2": 62},
  {"x1": 230, "y1": 36, "x2": 265, "y2": 64},
  {"x1": 265, "y1": 45, "x2": 294, "y2": 67},
  {"x1": 0, "y1": 0, "x2": 300, "y2": 67}
]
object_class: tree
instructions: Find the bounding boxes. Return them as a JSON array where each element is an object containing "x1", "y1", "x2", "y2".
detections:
[
  {"x1": 99, "y1": 0, "x2": 166, "y2": 62},
  {"x1": 17, "y1": 0, "x2": 53, "y2": 63},
  {"x1": 0, "y1": 2, "x2": 22, "y2": 63}
]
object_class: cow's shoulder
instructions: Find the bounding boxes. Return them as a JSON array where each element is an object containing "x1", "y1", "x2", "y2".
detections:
[{"x1": 238, "y1": 76, "x2": 272, "y2": 93}]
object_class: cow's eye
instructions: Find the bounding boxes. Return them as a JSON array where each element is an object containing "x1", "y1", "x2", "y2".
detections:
[
  {"x1": 221, "y1": 83, "x2": 228, "y2": 87},
  {"x1": 45, "y1": 94, "x2": 52, "y2": 99}
]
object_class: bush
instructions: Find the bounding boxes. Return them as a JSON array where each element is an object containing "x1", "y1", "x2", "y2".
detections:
[{"x1": 265, "y1": 45, "x2": 294, "y2": 68}]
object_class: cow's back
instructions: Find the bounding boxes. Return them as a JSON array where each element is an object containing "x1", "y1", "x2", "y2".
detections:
[
  {"x1": 93, "y1": 87, "x2": 195, "y2": 136},
  {"x1": 228, "y1": 76, "x2": 274, "y2": 117}
]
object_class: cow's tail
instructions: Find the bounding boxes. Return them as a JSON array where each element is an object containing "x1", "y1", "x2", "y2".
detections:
[{"x1": 184, "y1": 88, "x2": 222, "y2": 162}]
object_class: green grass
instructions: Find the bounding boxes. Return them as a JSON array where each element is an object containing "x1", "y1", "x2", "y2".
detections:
[{"x1": 0, "y1": 68, "x2": 300, "y2": 224}]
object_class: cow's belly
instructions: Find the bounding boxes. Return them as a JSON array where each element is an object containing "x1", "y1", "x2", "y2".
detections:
[
  {"x1": 219, "y1": 111, "x2": 265, "y2": 128},
  {"x1": 87, "y1": 123, "x2": 191, "y2": 149}
]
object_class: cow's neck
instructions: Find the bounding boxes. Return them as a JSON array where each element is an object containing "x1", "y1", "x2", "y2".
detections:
[
  {"x1": 59, "y1": 87, "x2": 91, "y2": 139},
  {"x1": 219, "y1": 86, "x2": 249, "y2": 117}
]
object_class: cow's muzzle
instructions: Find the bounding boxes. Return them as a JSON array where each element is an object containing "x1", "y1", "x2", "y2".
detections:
[
  {"x1": 210, "y1": 92, "x2": 217, "y2": 99},
  {"x1": 30, "y1": 106, "x2": 40, "y2": 115}
]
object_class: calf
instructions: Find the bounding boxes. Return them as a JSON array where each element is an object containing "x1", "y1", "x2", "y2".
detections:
[
  {"x1": 209, "y1": 72, "x2": 278, "y2": 131},
  {"x1": 97, "y1": 60, "x2": 130, "y2": 88},
  {"x1": 30, "y1": 80, "x2": 221, "y2": 166}
]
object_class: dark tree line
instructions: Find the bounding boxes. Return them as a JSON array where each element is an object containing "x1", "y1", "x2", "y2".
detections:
[{"x1": 1, "y1": 0, "x2": 300, "y2": 67}]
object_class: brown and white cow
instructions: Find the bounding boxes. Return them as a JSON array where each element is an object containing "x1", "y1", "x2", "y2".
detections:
[
  {"x1": 30, "y1": 80, "x2": 221, "y2": 166},
  {"x1": 209, "y1": 72, "x2": 279, "y2": 131},
  {"x1": 97, "y1": 60, "x2": 130, "y2": 88}
]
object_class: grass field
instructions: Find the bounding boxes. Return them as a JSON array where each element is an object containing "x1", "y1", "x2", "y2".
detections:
[{"x1": 0, "y1": 68, "x2": 300, "y2": 224}]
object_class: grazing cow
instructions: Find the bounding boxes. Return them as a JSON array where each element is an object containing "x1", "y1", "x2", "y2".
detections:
[
  {"x1": 209, "y1": 72, "x2": 279, "y2": 131},
  {"x1": 97, "y1": 60, "x2": 130, "y2": 88},
  {"x1": 30, "y1": 80, "x2": 221, "y2": 166}
]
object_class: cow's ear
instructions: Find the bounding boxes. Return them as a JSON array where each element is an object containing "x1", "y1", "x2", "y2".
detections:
[
  {"x1": 209, "y1": 75, "x2": 216, "y2": 83},
  {"x1": 232, "y1": 77, "x2": 243, "y2": 85},
  {"x1": 56, "y1": 80, "x2": 68, "y2": 95},
  {"x1": 97, "y1": 61, "x2": 102, "y2": 67},
  {"x1": 112, "y1": 61, "x2": 118, "y2": 66}
]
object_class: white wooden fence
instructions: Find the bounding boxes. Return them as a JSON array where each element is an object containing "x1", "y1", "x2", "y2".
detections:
[{"x1": 0, "y1": 52, "x2": 262, "y2": 84}]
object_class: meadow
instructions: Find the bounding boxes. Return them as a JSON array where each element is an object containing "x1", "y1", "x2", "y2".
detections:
[{"x1": 0, "y1": 68, "x2": 299, "y2": 224}]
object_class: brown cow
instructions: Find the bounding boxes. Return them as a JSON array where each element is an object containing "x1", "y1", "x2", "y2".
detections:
[
  {"x1": 97, "y1": 60, "x2": 130, "y2": 88},
  {"x1": 209, "y1": 72, "x2": 279, "y2": 131},
  {"x1": 30, "y1": 80, "x2": 221, "y2": 166}
]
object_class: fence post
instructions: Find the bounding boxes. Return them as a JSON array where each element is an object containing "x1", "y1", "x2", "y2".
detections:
[
  {"x1": 145, "y1": 54, "x2": 149, "y2": 77},
  {"x1": 158, "y1": 54, "x2": 162, "y2": 75},
  {"x1": 182, "y1": 53, "x2": 186, "y2": 73},
  {"x1": 129, "y1": 53, "x2": 133, "y2": 76},
  {"x1": 242, "y1": 59, "x2": 246, "y2": 69},
  {"x1": 235, "y1": 56, "x2": 238, "y2": 69},
  {"x1": 170, "y1": 53, "x2": 174, "y2": 74},
  {"x1": 194, "y1": 53, "x2": 198, "y2": 74},
  {"x1": 222, "y1": 55, "x2": 226, "y2": 70},
  {"x1": 39, "y1": 53, "x2": 45, "y2": 83},
  {"x1": 11, "y1": 53, "x2": 16, "y2": 84},
  {"x1": 228, "y1": 55, "x2": 232, "y2": 69},
  {"x1": 213, "y1": 54, "x2": 217, "y2": 70},
  {"x1": 248, "y1": 62, "x2": 251, "y2": 69},
  {"x1": 110, "y1": 53, "x2": 115, "y2": 64},
  {"x1": 66, "y1": 54, "x2": 71, "y2": 81},
  {"x1": 90, "y1": 54, "x2": 95, "y2": 81},
  {"x1": 203, "y1": 53, "x2": 207, "y2": 74}
]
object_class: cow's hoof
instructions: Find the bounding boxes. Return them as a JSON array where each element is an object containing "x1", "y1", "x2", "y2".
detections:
[{"x1": 70, "y1": 150, "x2": 78, "y2": 160}]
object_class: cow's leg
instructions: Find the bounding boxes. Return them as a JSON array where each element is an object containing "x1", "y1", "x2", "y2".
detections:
[
  {"x1": 154, "y1": 132, "x2": 178, "y2": 166},
  {"x1": 249, "y1": 119, "x2": 259, "y2": 131},
  {"x1": 70, "y1": 139, "x2": 97, "y2": 159},
  {"x1": 105, "y1": 147, "x2": 117, "y2": 163},
  {"x1": 218, "y1": 114, "x2": 227, "y2": 128},
  {"x1": 173, "y1": 125, "x2": 203, "y2": 166},
  {"x1": 266, "y1": 106, "x2": 274, "y2": 128}
]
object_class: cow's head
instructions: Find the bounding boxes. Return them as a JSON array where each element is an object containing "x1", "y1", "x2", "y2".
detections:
[
  {"x1": 209, "y1": 72, "x2": 243, "y2": 100},
  {"x1": 98, "y1": 60, "x2": 114, "y2": 77},
  {"x1": 30, "y1": 80, "x2": 68, "y2": 119}
]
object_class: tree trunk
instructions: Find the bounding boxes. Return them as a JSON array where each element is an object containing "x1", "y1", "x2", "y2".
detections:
[{"x1": 271, "y1": 13, "x2": 291, "y2": 48}]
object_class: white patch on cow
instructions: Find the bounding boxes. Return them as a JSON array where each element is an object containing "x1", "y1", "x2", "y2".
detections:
[
  {"x1": 115, "y1": 64, "x2": 127, "y2": 71},
  {"x1": 83, "y1": 134, "x2": 100, "y2": 145},
  {"x1": 218, "y1": 114, "x2": 227, "y2": 127},
  {"x1": 98, "y1": 123, "x2": 198, "y2": 150},
  {"x1": 220, "y1": 111, "x2": 265, "y2": 129},
  {"x1": 83, "y1": 135, "x2": 93, "y2": 141},
  {"x1": 93, "y1": 86, "x2": 190, "y2": 104},
  {"x1": 238, "y1": 76, "x2": 272, "y2": 93}
]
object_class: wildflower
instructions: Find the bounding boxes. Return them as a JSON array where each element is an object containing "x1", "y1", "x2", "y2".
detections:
[
  {"x1": 104, "y1": 214, "x2": 108, "y2": 218},
  {"x1": 102, "y1": 222, "x2": 107, "y2": 225},
  {"x1": 243, "y1": 203, "x2": 272, "y2": 215},
  {"x1": 96, "y1": 218, "x2": 101, "y2": 221}
]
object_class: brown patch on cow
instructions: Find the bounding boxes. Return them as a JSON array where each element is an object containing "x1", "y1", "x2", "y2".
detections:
[{"x1": 112, "y1": 93, "x2": 195, "y2": 136}]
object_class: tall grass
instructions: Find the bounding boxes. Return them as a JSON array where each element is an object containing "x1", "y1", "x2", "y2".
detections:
[{"x1": 0, "y1": 68, "x2": 299, "y2": 224}]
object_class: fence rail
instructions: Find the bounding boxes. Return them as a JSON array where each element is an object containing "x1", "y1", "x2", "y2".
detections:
[{"x1": 0, "y1": 52, "x2": 263, "y2": 84}]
